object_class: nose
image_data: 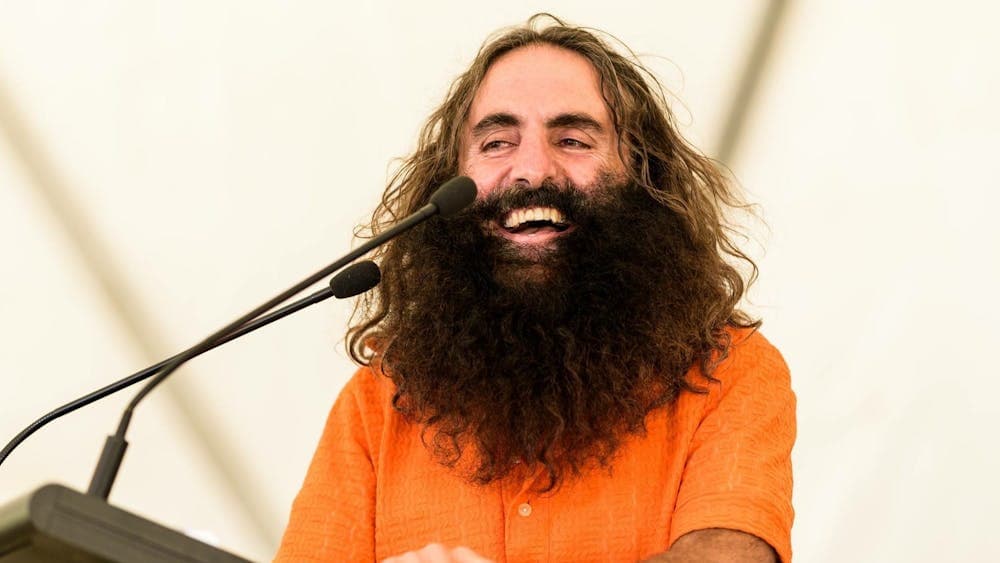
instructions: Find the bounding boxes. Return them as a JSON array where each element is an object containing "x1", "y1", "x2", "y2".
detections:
[{"x1": 510, "y1": 134, "x2": 559, "y2": 188}]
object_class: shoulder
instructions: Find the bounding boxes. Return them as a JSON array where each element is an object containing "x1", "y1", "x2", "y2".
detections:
[
  {"x1": 723, "y1": 328, "x2": 789, "y2": 376},
  {"x1": 707, "y1": 328, "x2": 791, "y2": 399},
  {"x1": 319, "y1": 363, "x2": 399, "y2": 451},
  {"x1": 342, "y1": 363, "x2": 396, "y2": 404},
  {"x1": 335, "y1": 363, "x2": 398, "y2": 427},
  {"x1": 679, "y1": 328, "x2": 794, "y2": 427}
]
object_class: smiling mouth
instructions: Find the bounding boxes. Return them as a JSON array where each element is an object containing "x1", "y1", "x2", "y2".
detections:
[{"x1": 495, "y1": 205, "x2": 573, "y2": 244}]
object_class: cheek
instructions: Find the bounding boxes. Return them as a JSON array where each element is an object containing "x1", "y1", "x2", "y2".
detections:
[
  {"x1": 563, "y1": 159, "x2": 615, "y2": 191},
  {"x1": 462, "y1": 160, "x2": 508, "y2": 199}
]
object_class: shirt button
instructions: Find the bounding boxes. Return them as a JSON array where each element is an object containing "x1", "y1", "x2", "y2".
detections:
[{"x1": 517, "y1": 503, "x2": 532, "y2": 517}]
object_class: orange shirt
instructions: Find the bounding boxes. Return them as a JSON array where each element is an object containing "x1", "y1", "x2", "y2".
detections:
[{"x1": 275, "y1": 330, "x2": 795, "y2": 562}]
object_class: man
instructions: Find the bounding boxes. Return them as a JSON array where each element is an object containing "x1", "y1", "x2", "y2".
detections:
[{"x1": 276, "y1": 14, "x2": 794, "y2": 563}]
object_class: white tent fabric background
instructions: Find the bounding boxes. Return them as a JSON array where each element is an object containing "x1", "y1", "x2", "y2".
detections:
[{"x1": 1, "y1": 2, "x2": 997, "y2": 561}]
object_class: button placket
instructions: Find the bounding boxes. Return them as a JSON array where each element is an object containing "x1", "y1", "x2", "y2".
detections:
[{"x1": 504, "y1": 465, "x2": 548, "y2": 561}]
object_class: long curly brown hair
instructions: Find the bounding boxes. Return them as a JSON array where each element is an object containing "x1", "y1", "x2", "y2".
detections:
[{"x1": 346, "y1": 14, "x2": 760, "y2": 490}]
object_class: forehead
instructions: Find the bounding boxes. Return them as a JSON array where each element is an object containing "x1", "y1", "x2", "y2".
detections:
[{"x1": 467, "y1": 43, "x2": 612, "y2": 128}]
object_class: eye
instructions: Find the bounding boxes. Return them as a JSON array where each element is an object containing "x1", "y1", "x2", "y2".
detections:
[
  {"x1": 559, "y1": 138, "x2": 591, "y2": 149},
  {"x1": 481, "y1": 139, "x2": 514, "y2": 152}
]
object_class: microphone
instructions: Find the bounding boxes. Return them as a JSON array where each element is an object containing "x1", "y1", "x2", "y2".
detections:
[
  {"x1": 0, "y1": 260, "x2": 381, "y2": 469},
  {"x1": 330, "y1": 259, "x2": 381, "y2": 298},
  {"x1": 87, "y1": 176, "x2": 476, "y2": 499},
  {"x1": 429, "y1": 176, "x2": 478, "y2": 217}
]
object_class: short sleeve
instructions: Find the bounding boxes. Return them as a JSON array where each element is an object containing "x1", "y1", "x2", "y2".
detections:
[
  {"x1": 669, "y1": 332, "x2": 796, "y2": 562},
  {"x1": 274, "y1": 369, "x2": 383, "y2": 563}
]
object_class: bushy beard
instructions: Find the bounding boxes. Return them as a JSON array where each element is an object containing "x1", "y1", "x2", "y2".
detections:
[{"x1": 379, "y1": 176, "x2": 721, "y2": 490}]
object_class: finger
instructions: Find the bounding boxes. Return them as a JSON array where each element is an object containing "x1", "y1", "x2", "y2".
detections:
[
  {"x1": 451, "y1": 546, "x2": 495, "y2": 563},
  {"x1": 381, "y1": 553, "x2": 421, "y2": 563},
  {"x1": 416, "y1": 543, "x2": 451, "y2": 563}
]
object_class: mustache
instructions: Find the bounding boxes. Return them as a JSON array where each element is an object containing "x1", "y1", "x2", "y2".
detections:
[{"x1": 460, "y1": 181, "x2": 589, "y2": 224}]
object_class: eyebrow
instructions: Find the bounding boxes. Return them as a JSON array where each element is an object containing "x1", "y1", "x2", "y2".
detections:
[
  {"x1": 470, "y1": 112, "x2": 605, "y2": 139},
  {"x1": 470, "y1": 112, "x2": 520, "y2": 139},
  {"x1": 545, "y1": 112, "x2": 604, "y2": 133}
]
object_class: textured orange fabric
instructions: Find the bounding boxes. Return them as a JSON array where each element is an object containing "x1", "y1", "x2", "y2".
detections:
[{"x1": 275, "y1": 330, "x2": 795, "y2": 562}]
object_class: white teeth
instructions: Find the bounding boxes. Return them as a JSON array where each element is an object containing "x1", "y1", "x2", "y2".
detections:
[{"x1": 502, "y1": 206, "x2": 567, "y2": 229}]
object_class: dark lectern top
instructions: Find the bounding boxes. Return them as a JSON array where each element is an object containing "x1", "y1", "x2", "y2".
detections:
[{"x1": 0, "y1": 484, "x2": 254, "y2": 562}]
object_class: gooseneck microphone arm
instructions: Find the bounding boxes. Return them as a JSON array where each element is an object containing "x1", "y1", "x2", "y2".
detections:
[
  {"x1": 87, "y1": 176, "x2": 477, "y2": 500},
  {"x1": 0, "y1": 260, "x2": 381, "y2": 469}
]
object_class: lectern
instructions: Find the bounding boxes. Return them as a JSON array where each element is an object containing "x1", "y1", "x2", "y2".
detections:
[{"x1": 0, "y1": 484, "x2": 253, "y2": 562}]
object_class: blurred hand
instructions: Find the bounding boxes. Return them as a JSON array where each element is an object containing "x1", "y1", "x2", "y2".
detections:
[{"x1": 381, "y1": 543, "x2": 494, "y2": 563}]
